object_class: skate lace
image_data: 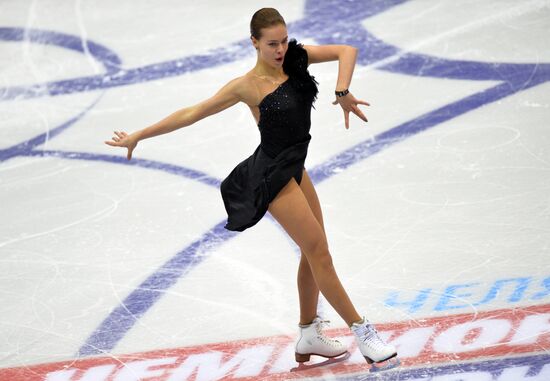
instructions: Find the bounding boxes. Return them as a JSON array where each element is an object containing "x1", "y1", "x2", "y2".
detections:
[
  {"x1": 315, "y1": 319, "x2": 342, "y2": 347},
  {"x1": 355, "y1": 323, "x2": 387, "y2": 351}
]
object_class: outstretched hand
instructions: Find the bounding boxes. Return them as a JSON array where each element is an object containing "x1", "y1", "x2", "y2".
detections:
[
  {"x1": 332, "y1": 92, "x2": 370, "y2": 129},
  {"x1": 104, "y1": 131, "x2": 138, "y2": 160}
]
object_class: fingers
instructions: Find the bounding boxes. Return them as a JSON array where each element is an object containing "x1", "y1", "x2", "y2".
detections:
[
  {"x1": 113, "y1": 131, "x2": 127, "y2": 142},
  {"x1": 105, "y1": 131, "x2": 127, "y2": 144},
  {"x1": 104, "y1": 131, "x2": 124, "y2": 146},
  {"x1": 352, "y1": 105, "x2": 368, "y2": 122},
  {"x1": 344, "y1": 110, "x2": 350, "y2": 129},
  {"x1": 105, "y1": 131, "x2": 134, "y2": 160},
  {"x1": 333, "y1": 98, "x2": 371, "y2": 128}
]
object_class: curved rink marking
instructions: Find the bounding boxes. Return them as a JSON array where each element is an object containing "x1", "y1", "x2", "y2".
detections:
[{"x1": 1, "y1": 0, "x2": 549, "y2": 357}]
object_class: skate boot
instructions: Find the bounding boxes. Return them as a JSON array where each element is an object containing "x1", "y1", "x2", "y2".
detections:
[
  {"x1": 350, "y1": 317, "x2": 399, "y2": 371},
  {"x1": 294, "y1": 317, "x2": 348, "y2": 363}
]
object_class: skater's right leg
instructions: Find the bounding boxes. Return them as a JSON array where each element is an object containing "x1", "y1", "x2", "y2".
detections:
[
  {"x1": 297, "y1": 252, "x2": 319, "y2": 325},
  {"x1": 268, "y1": 177, "x2": 361, "y2": 326},
  {"x1": 296, "y1": 169, "x2": 324, "y2": 325}
]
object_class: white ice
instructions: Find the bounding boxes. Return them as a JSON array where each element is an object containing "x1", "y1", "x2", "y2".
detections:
[{"x1": 0, "y1": 0, "x2": 549, "y2": 376}]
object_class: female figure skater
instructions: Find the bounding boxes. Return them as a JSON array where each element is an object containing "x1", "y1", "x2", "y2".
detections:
[{"x1": 105, "y1": 8, "x2": 397, "y2": 369}]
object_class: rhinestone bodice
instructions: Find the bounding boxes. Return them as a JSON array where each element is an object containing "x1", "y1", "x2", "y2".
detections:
[{"x1": 257, "y1": 76, "x2": 313, "y2": 158}]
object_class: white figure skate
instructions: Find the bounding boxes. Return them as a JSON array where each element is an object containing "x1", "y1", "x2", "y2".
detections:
[
  {"x1": 291, "y1": 317, "x2": 349, "y2": 372},
  {"x1": 350, "y1": 317, "x2": 399, "y2": 372}
]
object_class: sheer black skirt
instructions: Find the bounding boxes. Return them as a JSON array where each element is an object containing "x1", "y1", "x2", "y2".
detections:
[{"x1": 220, "y1": 137, "x2": 310, "y2": 232}]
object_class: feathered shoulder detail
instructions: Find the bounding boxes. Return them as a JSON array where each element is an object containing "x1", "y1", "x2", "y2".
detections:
[{"x1": 283, "y1": 39, "x2": 319, "y2": 105}]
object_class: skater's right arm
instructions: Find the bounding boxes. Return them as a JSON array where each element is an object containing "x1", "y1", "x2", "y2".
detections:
[{"x1": 104, "y1": 77, "x2": 244, "y2": 160}]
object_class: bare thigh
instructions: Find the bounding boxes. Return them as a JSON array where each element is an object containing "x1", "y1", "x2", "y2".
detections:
[
  {"x1": 299, "y1": 169, "x2": 325, "y2": 234},
  {"x1": 268, "y1": 176, "x2": 328, "y2": 256}
]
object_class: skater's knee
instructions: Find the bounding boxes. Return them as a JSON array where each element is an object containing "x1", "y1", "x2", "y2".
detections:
[
  {"x1": 302, "y1": 236, "x2": 327, "y2": 255},
  {"x1": 303, "y1": 239, "x2": 333, "y2": 269}
]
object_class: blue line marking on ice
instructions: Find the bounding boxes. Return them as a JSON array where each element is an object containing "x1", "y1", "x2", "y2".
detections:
[
  {"x1": 25, "y1": 150, "x2": 221, "y2": 187},
  {"x1": 1, "y1": 0, "x2": 548, "y2": 356},
  {"x1": 0, "y1": 27, "x2": 121, "y2": 71},
  {"x1": 75, "y1": 221, "x2": 236, "y2": 357},
  {"x1": 307, "y1": 79, "x2": 546, "y2": 183},
  {"x1": 0, "y1": 96, "x2": 103, "y2": 162}
]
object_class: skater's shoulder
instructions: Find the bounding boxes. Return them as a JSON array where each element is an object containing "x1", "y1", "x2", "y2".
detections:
[
  {"x1": 208, "y1": 74, "x2": 259, "y2": 107},
  {"x1": 225, "y1": 74, "x2": 262, "y2": 102}
]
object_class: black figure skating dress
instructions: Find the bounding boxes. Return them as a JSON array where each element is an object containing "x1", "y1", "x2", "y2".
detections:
[{"x1": 220, "y1": 39, "x2": 318, "y2": 232}]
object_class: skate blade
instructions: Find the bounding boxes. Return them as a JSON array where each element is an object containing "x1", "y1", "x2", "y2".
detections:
[
  {"x1": 369, "y1": 356, "x2": 400, "y2": 373},
  {"x1": 290, "y1": 351, "x2": 351, "y2": 372}
]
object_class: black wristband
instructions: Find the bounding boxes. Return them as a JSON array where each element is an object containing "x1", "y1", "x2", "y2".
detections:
[{"x1": 335, "y1": 89, "x2": 349, "y2": 97}]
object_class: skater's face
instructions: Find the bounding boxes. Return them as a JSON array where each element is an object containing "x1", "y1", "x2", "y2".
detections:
[{"x1": 252, "y1": 24, "x2": 288, "y2": 68}]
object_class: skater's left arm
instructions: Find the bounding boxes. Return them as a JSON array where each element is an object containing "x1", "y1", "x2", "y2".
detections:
[{"x1": 303, "y1": 44, "x2": 370, "y2": 129}]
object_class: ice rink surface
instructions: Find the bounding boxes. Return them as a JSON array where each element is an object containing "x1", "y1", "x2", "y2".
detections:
[{"x1": 1, "y1": 0, "x2": 549, "y2": 380}]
